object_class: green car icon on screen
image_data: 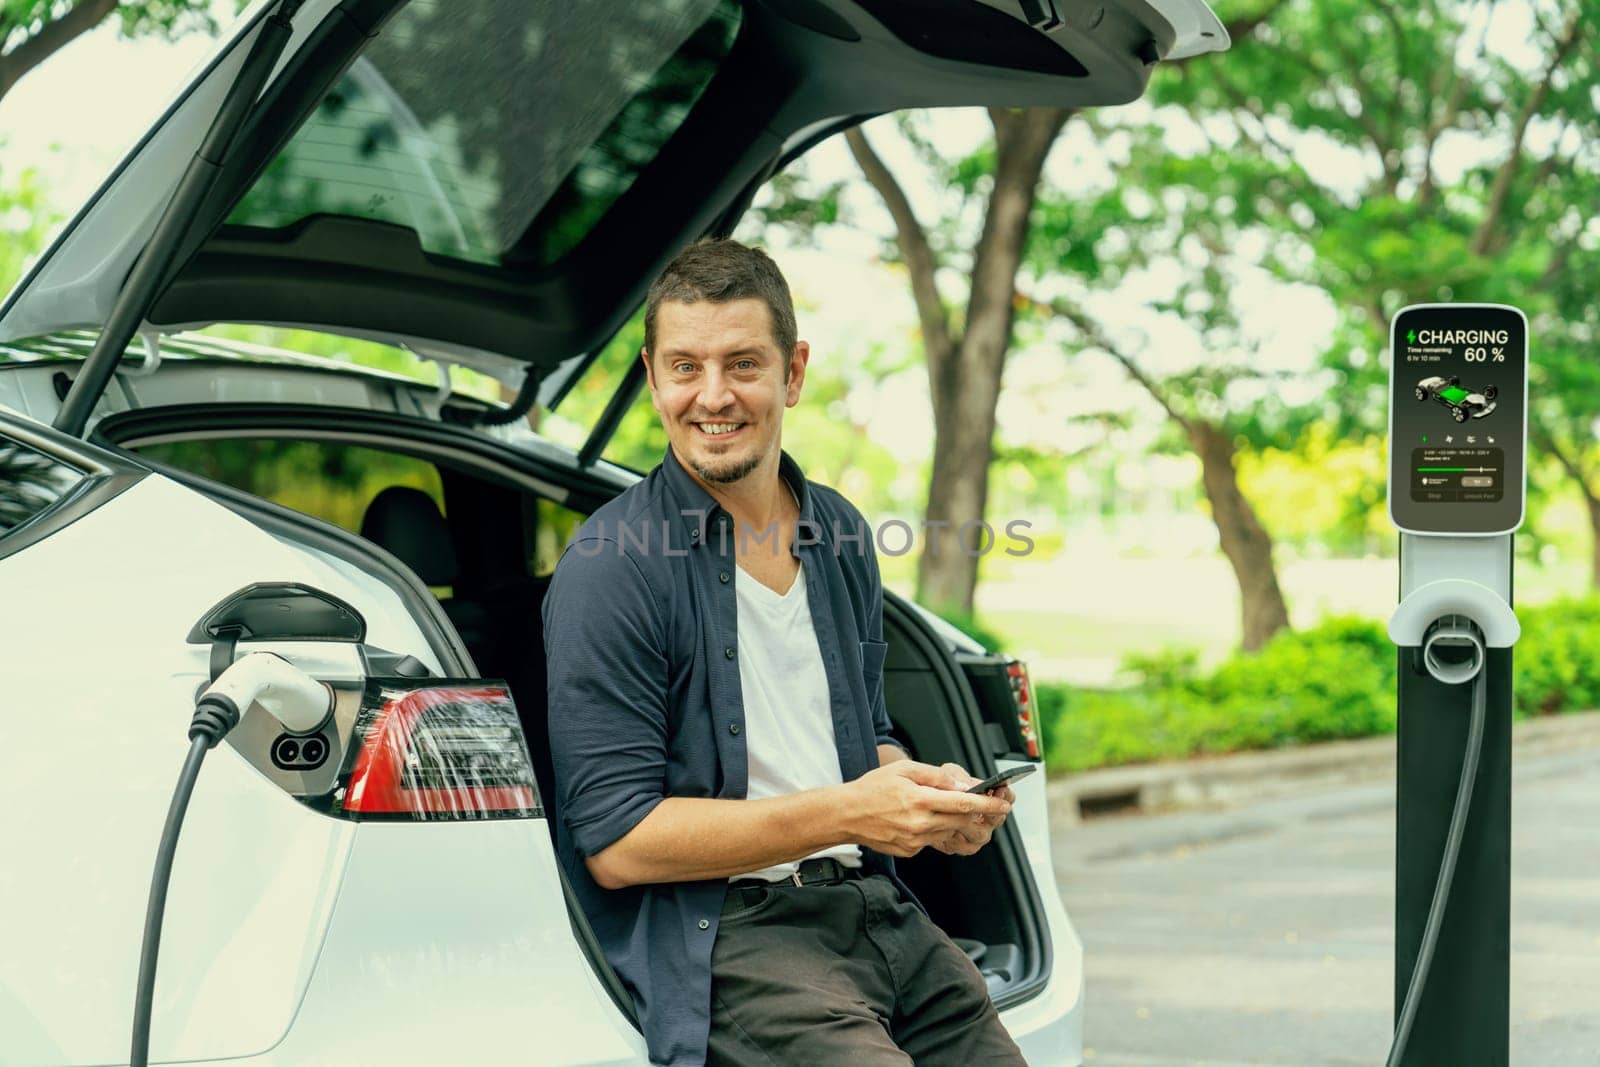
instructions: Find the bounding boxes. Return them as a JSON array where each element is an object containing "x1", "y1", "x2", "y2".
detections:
[{"x1": 1416, "y1": 375, "x2": 1498, "y2": 422}]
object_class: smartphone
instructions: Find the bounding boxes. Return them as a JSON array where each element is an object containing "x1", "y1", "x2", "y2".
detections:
[{"x1": 965, "y1": 764, "x2": 1037, "y2": 794}]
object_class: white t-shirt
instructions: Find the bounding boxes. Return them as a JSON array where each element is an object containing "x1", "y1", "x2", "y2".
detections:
[{"x1": 728, "y1": 552, "x2": 864, "y2": 882}]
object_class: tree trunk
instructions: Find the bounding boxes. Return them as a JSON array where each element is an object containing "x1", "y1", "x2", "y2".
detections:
[
  {"x1": 1188, "y1": 419, "x2": 1290, "y2": 651},
  {"x1": 916, "y1": 360, "x2": 1002, "y2": 615},
  {"x1": 1584, "y1": 492, "x2": 1600, "y2": 590},
  {"x1": 911, "y1": 108, "x2": 1068, "y2": 617}
]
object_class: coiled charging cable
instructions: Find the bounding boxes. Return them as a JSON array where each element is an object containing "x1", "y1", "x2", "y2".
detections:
[{"x1": 1386, "y1": 615, "x2": 1488, "y2": 1067}]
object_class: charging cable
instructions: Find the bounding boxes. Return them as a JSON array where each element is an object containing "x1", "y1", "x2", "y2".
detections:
[
  {"x1": 1385, "y1": 615, "x2": 1488, "y2": 1067},
  {"x1": 131, "y1": 653, "x2": 332, "y2": 1067}
]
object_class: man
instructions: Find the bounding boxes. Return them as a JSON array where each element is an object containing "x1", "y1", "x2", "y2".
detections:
[{"x1": 542, "y1": 239, "x2": 1025, "y2": 1066}]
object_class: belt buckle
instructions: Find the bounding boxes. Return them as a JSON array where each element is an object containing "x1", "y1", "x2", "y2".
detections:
[{"x1": 790, "y1": 870, "x2": 805, "y2": 887}]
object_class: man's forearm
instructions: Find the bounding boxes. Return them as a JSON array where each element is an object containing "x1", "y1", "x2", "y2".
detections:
[
  {"x1": 878, "y1": 742, "x2": 910, "y2": 765},
  {"x1": 585, "y1": 786, "x2": 852, "y2": 889}
]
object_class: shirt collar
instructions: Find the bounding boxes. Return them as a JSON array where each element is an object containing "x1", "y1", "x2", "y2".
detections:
[{"x1": 661, "y1": 443, "x2": 816, "y2": 550}]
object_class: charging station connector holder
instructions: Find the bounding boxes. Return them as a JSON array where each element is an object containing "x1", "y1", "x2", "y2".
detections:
[
  {"x1": 1388, "y1": 578, "x2": 1520, "y2": 651},
  {"x1": 1390, "y1": 578, "x2": 1515, "y2": 685}
]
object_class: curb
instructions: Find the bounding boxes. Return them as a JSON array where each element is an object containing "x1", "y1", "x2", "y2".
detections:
[{"x1": 1046, "y1": 708, "x2": 1600, "y2": 827}]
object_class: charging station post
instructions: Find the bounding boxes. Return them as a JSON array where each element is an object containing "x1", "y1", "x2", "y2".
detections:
[{"x1": 1385, "y1": 304, "x2": 1527, "y2": 1066}]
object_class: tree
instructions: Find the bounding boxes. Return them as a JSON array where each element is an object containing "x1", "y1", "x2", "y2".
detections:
[
  {"x1": 821, "y1": 6, "x2": 1286, "y2": 623},
  {"x1": 1147, "y1": 0, "x2": 1598, "y2": 578},
  {"x1": 843, "y1": 109, "x2": 1067, "y2": 616},
  {"x1": 0, "y1": 1, "x2": 217, "y2": 107},
  {"x1": 1029, "y1": 284, "x2": 1298, "y2": 650}
]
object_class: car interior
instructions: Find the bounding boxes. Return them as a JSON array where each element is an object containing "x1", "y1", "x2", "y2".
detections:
[{"x1": 129, "y1": 425, "x2": 1047, "y2": 1001}]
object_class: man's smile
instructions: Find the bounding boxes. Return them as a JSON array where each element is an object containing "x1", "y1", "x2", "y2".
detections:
[{"x1": 694, "y1": 421, "x2": 748, "y2": 439}]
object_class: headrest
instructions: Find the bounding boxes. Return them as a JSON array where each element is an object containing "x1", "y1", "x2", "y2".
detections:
[{"x1": 359, "y1": 486, "x2": 456, "y2": 586}]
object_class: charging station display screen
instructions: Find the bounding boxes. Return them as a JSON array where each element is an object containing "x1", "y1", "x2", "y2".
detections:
[{"x1": 1389, "y1": 304, "x2": 1527, "y2": 535}]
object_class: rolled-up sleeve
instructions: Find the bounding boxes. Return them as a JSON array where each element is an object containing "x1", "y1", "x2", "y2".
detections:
[{"x1": 542, "y1": 541, "x2": 670, "y2": 859}]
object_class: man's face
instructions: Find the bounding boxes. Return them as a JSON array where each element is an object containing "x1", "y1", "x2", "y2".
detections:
[{"x1": 643, "y1": 297, "x2": 808, "y2": 487}]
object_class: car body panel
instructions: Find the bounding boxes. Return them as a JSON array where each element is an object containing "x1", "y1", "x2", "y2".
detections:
[
  {"x1": 226, "y1": 820, "x2": 648, "y2": 1065},
  {"x1": 0, "y1": 470, "x2": 445, "y2": 1064}
]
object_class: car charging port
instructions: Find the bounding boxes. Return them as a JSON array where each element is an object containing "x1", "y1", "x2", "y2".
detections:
[{"x1": 271, "y1": 731, "x2": 329, "y2": 770}]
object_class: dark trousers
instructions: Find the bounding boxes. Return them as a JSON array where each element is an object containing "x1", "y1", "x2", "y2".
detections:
[{"x1": 707, "y1": 873, "x2": 1029, "y2": 1065}]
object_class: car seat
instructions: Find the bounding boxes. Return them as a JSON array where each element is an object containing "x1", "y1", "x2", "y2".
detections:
[{"x1": 358, "y1": 486, "x2": 496, "y2": 654}]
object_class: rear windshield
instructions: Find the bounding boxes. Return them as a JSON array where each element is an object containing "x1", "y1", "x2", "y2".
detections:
[{"x1": 226, "y1": 0, "x2": 740, "y2": 267}]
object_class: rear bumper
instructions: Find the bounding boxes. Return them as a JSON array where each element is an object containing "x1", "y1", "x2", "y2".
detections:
[
  {"x1": 997, "y1": 758, "x2": 1085, "y2": 1065},
  {"x1": 999, "y1": 855, "x2": 1085, "y2": 1065}
]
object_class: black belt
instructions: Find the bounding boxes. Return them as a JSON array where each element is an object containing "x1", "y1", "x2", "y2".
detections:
[{"x1": 730, "y1": 857, "x2": 865, "y2": 892}]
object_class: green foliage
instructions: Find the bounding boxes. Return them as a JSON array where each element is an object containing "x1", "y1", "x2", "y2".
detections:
[
  {"x1": 109, "y1": 0, "x2": 219, "y2": 39},
  {"x1": 540, "y1": 309, "x2": 669, "y2": 473},
  {"x1": 1235, "y1": 426, "x2": 1391, "y2": 554},
  {"x1": 742, "y1": 168, "x2": 847, "y2": 232},
  {"x1": 1039, "y1": 616, "x2": 1398, "y2": 771},
  {"x1": 0, "y1": 154, "x2": 58, "y2": 293},
  {"x1": 137, "y1": 438, "x2": 444, "y2": 535},
  {"x1": 1078, "y1": 0, "x2": 1600, "y2": 545},
  {"x1": 1514, "y1": 598, "x2": 1600, "y2": 718},
  {"x1": 198, "y1": 323, "x2": 503, "y2": 403},
  {"x1": 1040, "y1": 599, "x2": 1600, "y2": 772},
  {"x1": 1195, "y1": 616, "x2": 1398, "y2": 746},
  {"x1": 1118, "y1": 645, "x2": 1201, "y2": 690},
  {"x1": 0, "y1": 0, "x2": 215, "y2": 44}
]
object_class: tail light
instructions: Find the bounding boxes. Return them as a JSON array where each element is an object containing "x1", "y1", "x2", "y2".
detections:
[
  {"x1": 1006, "y1": 660, "x2": 1039, "y2": 759},
  {"x1": 334, "y1": 680, "x2": 540, "y2": 820}
]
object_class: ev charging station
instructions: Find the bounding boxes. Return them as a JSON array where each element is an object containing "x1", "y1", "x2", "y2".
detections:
[{"x1": 1385, "y1": 303, "x2": 1528, "y2": 1066}]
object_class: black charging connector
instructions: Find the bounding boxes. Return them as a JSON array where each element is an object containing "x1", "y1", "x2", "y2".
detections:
[
  {"x1": 131, "y1": 683, "x2": 300, "y2": 1066},
  {"x1": 129, "y1": 732, "x2": 212, "y2": 1067}
]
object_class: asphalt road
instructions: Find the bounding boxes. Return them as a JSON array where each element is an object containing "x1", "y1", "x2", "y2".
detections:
[{"x1": 1051, "y1": 745, "x2": 1600, "y2": 1066}]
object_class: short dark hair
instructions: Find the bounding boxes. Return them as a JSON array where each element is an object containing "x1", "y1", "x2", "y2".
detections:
[{"x1": 643, "y1": 239, "x2": 798, "y2": 361}]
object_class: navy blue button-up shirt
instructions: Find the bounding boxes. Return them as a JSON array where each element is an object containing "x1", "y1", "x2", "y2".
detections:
[{"x1": 542, "y1": 444, "x2": 915, "y2": 1066}]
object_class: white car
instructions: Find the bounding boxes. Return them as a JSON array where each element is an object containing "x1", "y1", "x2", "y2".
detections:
[{"x1": 0, "y1": 1, "x2": 1225, "y2": 1064}]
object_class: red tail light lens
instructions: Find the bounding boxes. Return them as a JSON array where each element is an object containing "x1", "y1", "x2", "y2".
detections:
[
  {"x1": 1006, "y1": 660, "x2": 1039, "y2": 759},
  {"x1": 338, "y1": 681, "x2": 540, "y2": 820}
]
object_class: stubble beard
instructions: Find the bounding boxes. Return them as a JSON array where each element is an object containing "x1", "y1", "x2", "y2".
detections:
[{"x1": 691, "y1": 446, "x2": 764, "y2": 485}]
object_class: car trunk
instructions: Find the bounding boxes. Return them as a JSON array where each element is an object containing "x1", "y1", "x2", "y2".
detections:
[
  {"x1": 83, "y1": 388, "x2": 1052, "y2": 1014},
  {"x1": 881, "y1": 596, "x2": 1052, "y2": 1002}
]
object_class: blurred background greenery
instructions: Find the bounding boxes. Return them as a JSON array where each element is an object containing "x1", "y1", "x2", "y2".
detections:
[{"x1": 2, "y1": 0, "x2": 1596, "y2": 771}]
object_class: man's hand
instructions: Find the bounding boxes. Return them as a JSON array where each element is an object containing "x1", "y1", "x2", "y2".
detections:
[
  {"x1": 928, "y1": 763, "x2": 1014, "y2": 857},
  {"x1": 839, "y1": 761, "x2": 1012, "y2": 859}
]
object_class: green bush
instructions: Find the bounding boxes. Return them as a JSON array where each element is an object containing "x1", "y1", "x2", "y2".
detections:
[
  {"x1": 1118, "y1": 646, "x2": 1202, "y2": 690},
  {"x1": 1514, "y1": 597, "x2": 1600, "y2": 717},
  {"x1": 1039, "y1": 686, "x2": 1200, "y2": 772},
  {"x1": 1038, "y1": 602, "x2": 1600, "y2": 773},
  {"x1": 1039, "y1": 616, "x2": 1401, "y2": 772},
  {"x1": 1193, "y1": 617, "x2": 1397, "y2": 749}
]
